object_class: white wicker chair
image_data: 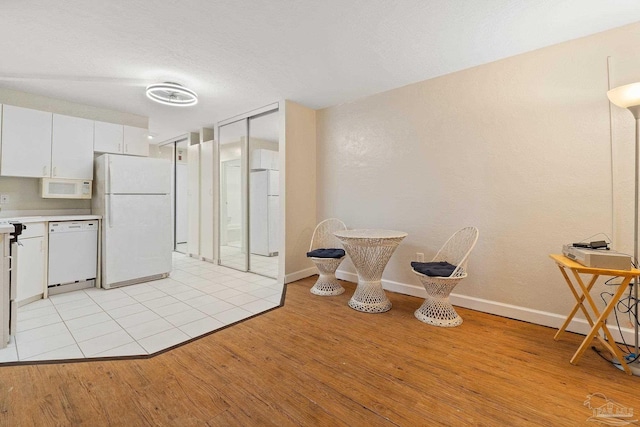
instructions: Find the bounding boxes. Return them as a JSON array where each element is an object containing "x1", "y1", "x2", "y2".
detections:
[
  {"x1": 412, "y1": 227, "x2": 479, "y2": 327},
  {"x1": 308, "y1": 218, "x2": 347, "y2": 296}
]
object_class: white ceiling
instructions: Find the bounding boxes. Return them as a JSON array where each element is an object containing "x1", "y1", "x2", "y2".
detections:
[{"x1": 1, "y1": 0, "x2": 639, "y2": 142}]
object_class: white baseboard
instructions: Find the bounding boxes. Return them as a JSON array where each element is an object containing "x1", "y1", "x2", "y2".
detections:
[
  {"x1": 336, "y1": 269, "x2": 639, "y2": 345},
  {"x1": 285, "y1": 267, "x2": 317, "y2": 284}
]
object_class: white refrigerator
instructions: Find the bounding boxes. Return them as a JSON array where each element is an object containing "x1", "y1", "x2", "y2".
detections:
[
  {"x1": 93, "y1": 154, "x2": 172, "y2": 289},
  {"x1": 250, "y1": 169, "x2": 279, "y2": 256}
]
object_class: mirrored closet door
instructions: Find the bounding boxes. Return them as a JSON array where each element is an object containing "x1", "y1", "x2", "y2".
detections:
[
  {"x1": 218, "y1": 105, "x2": 279, "y2": 278},
  {"x1": 218, "y1": 119, "x2": 247, "y2": 271}
]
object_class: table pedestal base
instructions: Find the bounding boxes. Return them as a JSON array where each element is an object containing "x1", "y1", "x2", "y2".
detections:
[{"x1": 348, "y1": 280, "x2": 392, "y2": 313}]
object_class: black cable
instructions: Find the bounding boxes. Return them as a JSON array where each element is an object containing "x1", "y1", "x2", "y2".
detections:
[
  {"x1": 600, "y1": 291, "x2": 637, "y2": 356},
  {"x1": 592, "y1": 345, "x2": 615, "y2": 364},
  {"x1": 577, "y1": 232, "x2": 613, "y2": 245},
  {"x1": 604, "y1": 276, "x2": 623, "y2": 286}
]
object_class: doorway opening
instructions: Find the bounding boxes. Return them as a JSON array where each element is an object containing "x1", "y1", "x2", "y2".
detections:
[{"x1": 158, "y1": 137, "x2": 190, "y2": 254}]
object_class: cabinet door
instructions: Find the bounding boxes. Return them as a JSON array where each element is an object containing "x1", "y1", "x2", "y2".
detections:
[
  {"x1": 1, "y1": 105, "x2": 52, "y2": 178},
  {"x1": 200, "y1": 141, "x2": 214, "y2": 260},
  {"x1": 94, "y1": 121, "x2": 123, "y2": 154},
  {"x1": 52, "y1": 114, "x2": 94, "y2": 179},
  {"x1": 123, "y1": 126, "x2": 149, "y2": 157},
  {"x1": 250, "y1": 149, "x2": 278, "y2": 170},
  {"x1": 16, "y1": 237, "x2": 46, "y2": 303}
]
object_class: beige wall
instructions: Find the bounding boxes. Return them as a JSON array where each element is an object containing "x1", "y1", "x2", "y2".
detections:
[
  {"x1": 0, "y1": 176, "x2": 90, "y2": 215},
  {"x1": 0, "y1": 89, "x2": 148, "y2": 216},
  {"x1": 283, "y1": 100, "x2": 317, "y2": 282},
  {"x1": 317, "y1": 22, "x2": 640, "y2": 332}
]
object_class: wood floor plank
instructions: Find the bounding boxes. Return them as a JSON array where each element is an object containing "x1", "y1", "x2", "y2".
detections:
[{"x1": 1, "y1": 277, "x2": 639, "y2": 426}]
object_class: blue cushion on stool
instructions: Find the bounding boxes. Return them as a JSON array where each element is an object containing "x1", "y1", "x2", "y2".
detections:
[
  {"x1": 307, "y1": 248, "x2": 345, "y2": 259},
  {"x1": 411, "y1": 261, "x2": 457, "y2": 277}
]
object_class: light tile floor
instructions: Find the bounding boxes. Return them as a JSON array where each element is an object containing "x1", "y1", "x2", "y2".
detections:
[
  {"x1": 0, "y1": 253, "x2": 283, "y2": 363},
  {"x1": 220, "y1": 244, "x2": 279, "y2": 278}
]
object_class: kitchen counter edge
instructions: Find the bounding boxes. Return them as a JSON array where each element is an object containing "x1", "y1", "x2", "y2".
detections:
[{"x1": 6, "y1": 215, "x2": 102, "y2": 223}]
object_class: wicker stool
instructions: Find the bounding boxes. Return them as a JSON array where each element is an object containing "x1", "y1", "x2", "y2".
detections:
[
  {"x1": 411, "y1": 227, "x2": 479, "y2": 327},
  {"x1": 310, "y1": 257, "x2": 345, "y2": 296},
  {"x1": 413, "y1": 274, "x2": 465, "y2": 327},
  {"x1": 307, "y1": 219, "x2": 347, "y2": 296}
]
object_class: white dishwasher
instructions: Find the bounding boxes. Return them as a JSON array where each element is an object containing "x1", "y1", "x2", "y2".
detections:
[{"x1": 48, "y1": 220, "x2": 98, "y2": 295}]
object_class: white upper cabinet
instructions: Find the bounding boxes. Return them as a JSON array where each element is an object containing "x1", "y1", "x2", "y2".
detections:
[
  {"x1": 52, "y1": 114, "x2": 94, "y2": 179},
  {"x1": 94, "y1": 121, "x2": 124, "y2": 154},
  {"x1": 250, "y1": 148, "x2": 279, "y2": 170},
  {"x1": 0, "y1": 105, "x2": 148, "y2": 179},
  {"x1": 123, "y1": 126, "x2": 149, "y2": 157},
  {"x1": 1, "y1": 105, "x2": 52, "y2": 178},
  {"x1": 95, "y1": 123, "x2": 148, "y2": 157}
]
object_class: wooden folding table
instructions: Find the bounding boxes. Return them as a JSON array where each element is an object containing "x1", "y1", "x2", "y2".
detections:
[{"x1": 549, "y1": 254, "x2": 640, "y2": 375}]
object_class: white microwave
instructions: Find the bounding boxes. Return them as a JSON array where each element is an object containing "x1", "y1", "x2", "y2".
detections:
[{"x1": 41, "y1": 178, "x2": 92, "y2": 199}]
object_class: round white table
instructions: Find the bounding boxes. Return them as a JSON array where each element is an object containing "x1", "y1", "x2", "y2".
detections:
[{"x1": 333, "y1": 229, "x2": 408, "y2": 313}]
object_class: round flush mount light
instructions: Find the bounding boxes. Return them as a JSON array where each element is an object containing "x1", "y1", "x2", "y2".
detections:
[{"x1": 145, "y1": 82, "x2": 198, "y2": 107}]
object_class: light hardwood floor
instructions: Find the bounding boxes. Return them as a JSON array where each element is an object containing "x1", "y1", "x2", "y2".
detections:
[{"x1": 1, "y1": 277, "x2": 639, "y2": 426}]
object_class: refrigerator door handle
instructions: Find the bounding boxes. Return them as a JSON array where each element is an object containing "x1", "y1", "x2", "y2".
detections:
[
  {"x1": 107, "y1": 159, "x2": 112, "y2": 194},
  {"x1": 108, "y1": 196, "x2": 113, "y2": 228}
]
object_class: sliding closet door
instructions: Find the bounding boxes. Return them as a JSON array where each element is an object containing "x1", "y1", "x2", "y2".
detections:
[
  {"x1": 218, "y1": 119, "x2": 248, "y2": 271},
  {"x1": 217, "y1": 103, "x2": 279, "y2": 276},
  {"x1": 248, "y1": 111, "x2": 279, "y2": 278}
]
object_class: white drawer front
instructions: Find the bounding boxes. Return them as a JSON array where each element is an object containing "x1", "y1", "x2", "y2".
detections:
[{"x1": 19, "y1": 222, "x2": 45, "y2": 239}]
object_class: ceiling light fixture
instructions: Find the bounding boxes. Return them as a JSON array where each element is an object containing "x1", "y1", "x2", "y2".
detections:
[{"x1": 145, "y1": 82, "x2": 198, "y2": 107}]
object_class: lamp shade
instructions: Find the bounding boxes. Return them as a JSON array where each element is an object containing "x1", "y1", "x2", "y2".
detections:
[{"x1": 608, "y1": 82, "x2": 640, "y2": 118}]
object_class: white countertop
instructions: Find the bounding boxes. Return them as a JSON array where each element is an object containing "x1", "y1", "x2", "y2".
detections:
[
  {"x1": 6, "y1": 215, "x2": 101, "y2": 224},
  {"x1": 0, "y1": 222, "x2": 14, "y2": 234}
]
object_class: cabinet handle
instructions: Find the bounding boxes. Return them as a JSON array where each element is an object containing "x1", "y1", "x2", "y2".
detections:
[
  {"x1": 7, "y1": 255, "x2": 12, "y2": 272},
  {"x1": 53, "y1": 166, "x2": 57, "y2": 177},
  {"x1": 118, "y1": 143, "x2": 121, "y2": 152}
]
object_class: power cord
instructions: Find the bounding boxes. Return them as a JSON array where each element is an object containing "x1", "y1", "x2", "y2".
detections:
[
  {"x1": 598, "y1": 286, "x2": 640, "y2": 364},
  {"x1": 592, "y1": 345, "x2": 615, "y2": 363},
  {"x1": 577, "y1": 232, "x2": 613, "y2": 245}
]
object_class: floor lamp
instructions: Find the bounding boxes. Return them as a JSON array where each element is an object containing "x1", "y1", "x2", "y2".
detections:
[{"x1": 608, "y1": 82, "x2": 640, "y2": 375}]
